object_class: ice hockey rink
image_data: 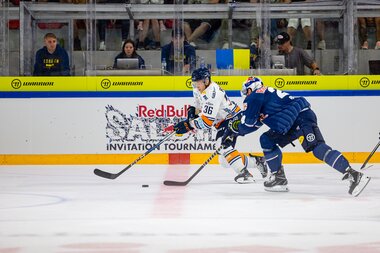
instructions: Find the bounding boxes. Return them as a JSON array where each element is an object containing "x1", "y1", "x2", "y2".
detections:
[{"x1": 1, "y1": 164, "x2": 380, "y2": 253}]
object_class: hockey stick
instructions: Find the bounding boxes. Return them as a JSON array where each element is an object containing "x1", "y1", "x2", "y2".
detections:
[
  {"x1": 360, "y1": 133, "x2": 380, "y2": 170},
  {"x1": 94, "y1": 131, "x2": 176, "y2": 179},
  {"x1": 163, "y1": 146, "x2": 223, "y2": 186}
]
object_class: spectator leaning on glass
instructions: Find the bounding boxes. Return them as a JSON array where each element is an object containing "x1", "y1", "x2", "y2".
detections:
[
  {"x1": 33, "y1": 33, "x2": 70, "y2": 76},
  {"x1": 113, "y1": 39, "x2": 145, "y2": 69},
  {"x1": 161, "y1": 28, "x2": 196, "y2": 74},
  {"x1": 275, "y1": 32, "x2": 321, "y2": 75}
]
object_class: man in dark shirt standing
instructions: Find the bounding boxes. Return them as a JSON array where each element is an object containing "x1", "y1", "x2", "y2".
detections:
[
  {"x1": 275, "y1": 32, "x2": 321, "y2": 75},
  {"x1": 161, "y1": 28, "x2": 196, "y2": 75},
  {"x1": 33, "y1": 33, "x2": 70, "y2": 76}
]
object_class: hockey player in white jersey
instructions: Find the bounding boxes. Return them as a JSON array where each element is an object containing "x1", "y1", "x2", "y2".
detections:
[{"x1": 173, "y1": 67, "x2": 267, "y2": 183}]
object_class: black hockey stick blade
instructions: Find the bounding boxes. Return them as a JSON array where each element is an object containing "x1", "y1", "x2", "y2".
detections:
[
  {"x1": 94, "y1": 168, "x2": 122, "y2": 179},
  {"x1": 163, "y1": 180, "x2": 189, "y2": 186},
  {"x1": 163, "y1": 146, "x2": 223, "y2": 186},
  {"x1": 94, "y1": 131, "x2": 176, "y2": 180}
]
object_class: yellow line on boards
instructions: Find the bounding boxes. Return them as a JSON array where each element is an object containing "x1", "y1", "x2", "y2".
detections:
[
  {"x1": 0, "y1": 154, "x2": 168, "y2": 165},
  {"x1": 0, "y1": 152, "x2": 379, "y2": 165}
]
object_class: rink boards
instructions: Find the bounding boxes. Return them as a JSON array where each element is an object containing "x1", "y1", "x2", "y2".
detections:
[{"x1": 0, "y1": 75, "x2": 380, "y2": 165}]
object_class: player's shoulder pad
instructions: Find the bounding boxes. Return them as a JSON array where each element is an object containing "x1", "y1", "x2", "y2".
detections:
[{"x1": 255, "y1": 86, "x2": 267, "y2": 94}]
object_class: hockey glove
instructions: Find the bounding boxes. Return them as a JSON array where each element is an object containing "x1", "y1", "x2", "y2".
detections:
[
  {"x1": 221, "y1": 116, "x2": 241, "y2": 148},
  {"x1": 187, "y1": 106, "x2": 199, "y2": 121},
  {"x1": 221, "y1": 129, "x2": 237, "y2": 148},
  {"x1": 228, "y1": 116, "x2": 241, "y2": 134},
  {"x1": 174, "y1": 119, "x2": 194, "y2": 134}
]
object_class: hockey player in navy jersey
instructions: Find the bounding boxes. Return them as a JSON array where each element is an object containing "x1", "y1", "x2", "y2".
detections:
[
  {"x1": 173, "y1": 68, "x2": 268, "y2": 183},
  {"x1": 222, "y1": 76, "x2": 370, "y2": 196}
]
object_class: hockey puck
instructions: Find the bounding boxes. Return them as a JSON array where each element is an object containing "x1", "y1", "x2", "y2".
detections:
[{"x1": 142, "y1": 184, "x2": 149, "y2": 188}]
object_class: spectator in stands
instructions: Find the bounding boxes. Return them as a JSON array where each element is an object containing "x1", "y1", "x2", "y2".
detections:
[
  {"x1": 97, "y1": 0, "x2": 130, "y2": 51},
  {"x1": 161, "y1": 28, "x2": 196, "y2": 74},
  {"x1": 136, "y1": 0, "x2": 163, "y2": 50},
  {"x1": 247, "y1": 0, "x2": 287, "y2": 49},
  {"x1": 137, "y1": 19, "x2": 161, "y2": 50},
  {"x1": 113, "y1": 39, "x2": 145, "y2": 69},
  {"x1": 283, "y1": 0, "x2": 312, "y2": 49},
  {"x1": 316, "y1": 20, "x2": 326, "y2": 50},
  {"x1": 67, "y1": 0, "x2": 86, "y2": 51},
  {"x1": 184, "y1": 0, "x2": 223, "y2": 49},
  {"x1": 275, "y1": 31, "x2": 321, "y2": 75},
  {"x1": 358, "y1": 17, "x2": 380, "y2": 50},
  {"x1": 33, "y1": 33, "x2": 70, "y2": 76}
]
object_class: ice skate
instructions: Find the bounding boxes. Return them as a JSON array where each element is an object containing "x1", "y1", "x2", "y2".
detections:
[
  {"x1": 264, "y1": 167, "x2": 289, "y2": 192},
  {"x1": 249, "y1": 154, "x2": 268, "y2": 178},
  {"x1": 342, "y1": 167, "x2": 371, "y2": 197},
  {"x1": 234, "y1": 168, "x2": 255, "y2": 184}
]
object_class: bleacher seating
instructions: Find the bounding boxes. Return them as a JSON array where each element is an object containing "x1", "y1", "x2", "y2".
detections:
[{"x1": 1, "y1": 1, "x2": 380, "y2": 76}]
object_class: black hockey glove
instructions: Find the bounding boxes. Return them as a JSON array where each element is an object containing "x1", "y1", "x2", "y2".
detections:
[
  {"x1": 228, "y1": 116, "x2": 240, "y2": 135},
  {"x1": 174, "y1": 119, "x2": 194, "y2": 134},
  {"x1": 187, "y1": 106, "x2": 198, "y2": 121},
  {"x1": 221, "y1": 116, "x2": 241, "y2": 148}
]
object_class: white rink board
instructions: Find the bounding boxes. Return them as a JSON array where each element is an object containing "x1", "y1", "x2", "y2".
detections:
[{"x1": 0, "y1": 96, "x2": 379, "y2": 154}]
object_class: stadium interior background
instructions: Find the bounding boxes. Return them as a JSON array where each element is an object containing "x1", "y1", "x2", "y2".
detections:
[{"x1": 1, "y1": 0, "x2": 380, "y2": 76}]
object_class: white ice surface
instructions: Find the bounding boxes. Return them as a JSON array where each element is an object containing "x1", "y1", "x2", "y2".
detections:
[{"x1": 0, "y1": 164, "x2": 380, "y2": 253}]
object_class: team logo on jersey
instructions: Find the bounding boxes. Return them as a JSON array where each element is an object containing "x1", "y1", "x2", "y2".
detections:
[
  {"x1": 306, "y1": 133, "x2": 315, "y2": 142},
  {"x1": 211, "y1": 88, "x2": 216, "y2": 98}
]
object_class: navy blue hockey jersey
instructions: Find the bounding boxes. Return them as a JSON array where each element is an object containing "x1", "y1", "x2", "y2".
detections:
[{"x1": 239, "y1": 86, "x2": 310, "y2": 135}]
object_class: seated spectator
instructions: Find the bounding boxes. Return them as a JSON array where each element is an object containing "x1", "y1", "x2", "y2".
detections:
[
  {"x1": 161, "y1": 28, "x2": 196, "y2": 74},
  {"x1": 358, "y1": 17, "x2": 380, "y2": 49},
  {"x1": 284, "y1": 0, "x2": 312, "y2": 49},
  {"x1": 137, "y1": 19, "x2": 161, "y2": 50},
  {"x1": 113, "y1": 39, "x2": 145, "y2": 69},
  {"x1": 184, "y1": 0, "x2": 223, "y2": 48},
  {"x1": 97, "y1": 0, "x2": 130, "y2": 51},
  {"x1": 33, "y1": 33, "x2": 70, "y2": 76},
  {"x1": 275, "y1": 32, "x2": 321, "y2": 75},
  {"x1": 136, "y1": 0, "x2": 163, "y2": 50}
]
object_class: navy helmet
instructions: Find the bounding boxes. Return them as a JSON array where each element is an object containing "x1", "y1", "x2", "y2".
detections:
[{"x1": 191, "y1": 67, "x2": 211, "y2": 83}]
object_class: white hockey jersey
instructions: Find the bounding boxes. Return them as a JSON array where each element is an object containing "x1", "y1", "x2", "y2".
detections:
[{"x1": 190, "y1": 81, "x2": 241, "y2": 130}]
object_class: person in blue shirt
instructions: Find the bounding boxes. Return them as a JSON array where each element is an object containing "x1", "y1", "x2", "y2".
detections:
[
  {"x1": 113, "y1": 39, "x2": 145, "y2": 69},
  {"x1": 222, "y1": 76, "x2": 371, "y2": 196},
  {"x1": 161, "y1": 28, "x2": 196, "y2": 75},
  {"x1": 33, "y1": 33, "x2": 70, "y2": 76}
]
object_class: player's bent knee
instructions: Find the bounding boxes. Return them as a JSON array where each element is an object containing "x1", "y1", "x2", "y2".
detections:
[
  {"x1": 299, "y1": 125, "x2": 325, "y2": 152},
  {"x1": 260, "y1": 133, "x2": 276, "y2": 151}
]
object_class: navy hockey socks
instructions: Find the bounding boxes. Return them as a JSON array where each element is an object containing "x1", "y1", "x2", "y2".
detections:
[{"x1": 313, "y1": 143, "x2": 350, "y2": 173}]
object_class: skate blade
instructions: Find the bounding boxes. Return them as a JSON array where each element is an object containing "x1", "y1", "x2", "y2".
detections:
[
  {"x1": 352, "y1": 176, "x2": 371, "y2": 197},
  {"x1": 264, "y1": 185, "x2": 289, "y2": 192},
  {"x1": 235, "y1": 178, "x2": 256, "y2": 184}
]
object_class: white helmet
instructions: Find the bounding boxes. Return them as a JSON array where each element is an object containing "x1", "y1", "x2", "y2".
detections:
[{"x1": 241, "y1": 76, "x2": 263, "y2": 96}]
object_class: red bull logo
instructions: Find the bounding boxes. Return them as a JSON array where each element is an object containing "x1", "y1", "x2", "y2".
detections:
[{"x1": 138, "y1": 104, "x2": 190, "y2": 118}]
